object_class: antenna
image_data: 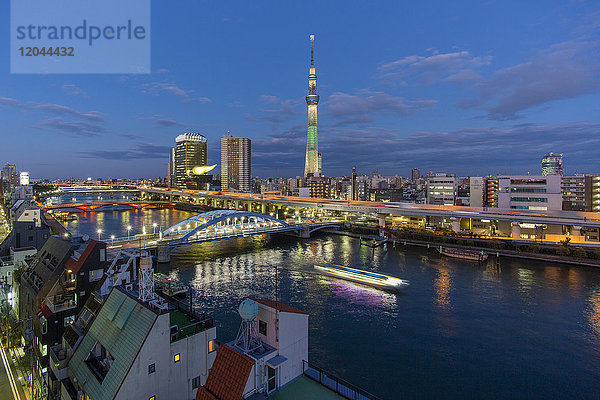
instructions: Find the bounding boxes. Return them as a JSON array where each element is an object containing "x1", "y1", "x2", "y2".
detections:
[{"x1": 310, "y1": 35, "x2": 315, "y2": 66}]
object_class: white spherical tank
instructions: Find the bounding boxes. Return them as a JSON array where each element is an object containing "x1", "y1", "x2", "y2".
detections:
[{"x1": 238, "y1": 299, "x2": 259, "y2": 321}]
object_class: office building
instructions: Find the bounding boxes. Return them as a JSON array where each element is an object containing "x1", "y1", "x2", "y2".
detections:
[
  {"x1": 497, "y1": 175, "x2": 562, "y2": 211},
  {"x1": 426, "y1": 174, "x2": 457, "y2": 205},
  {"x1": 20, "y1": 171, "x2": 30, "y2": 185},
  {"x1": 412, "y1": 168, "x2": 420, "y2": 181},
  {"x1": 585, "y1": 175, "x2": 600, "y2": 212},
  {"x1": 304, "y1": 35, "x2": 321, "y2": 177},
  {"x1": 1, "y1": 163, "x2": 18, "y2": 186},
  {"x1": 174, "y1": 133, "x2": 207, "y2": 189},
  {"x1": 351, "y1": 167, "x2": 358, "y2": 201},
  {"x1": 541, "y1": 152, "x2": 564, "y2": 176},
  {"x1": 469, "y1": 177, "x2": 484, "y2": 208},
  {"x1": 221, "y1": 135, "x2": 251, "y2": 192}
]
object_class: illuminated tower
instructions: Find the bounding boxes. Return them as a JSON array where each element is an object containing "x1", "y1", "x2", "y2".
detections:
[{"x1": 304, "y1": 35, "x2": 321, "y2": 177}]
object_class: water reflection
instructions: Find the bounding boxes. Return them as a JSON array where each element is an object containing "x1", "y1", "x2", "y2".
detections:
[{"x1": 434, "y1": 268, "x2": 452, "y2": 311}]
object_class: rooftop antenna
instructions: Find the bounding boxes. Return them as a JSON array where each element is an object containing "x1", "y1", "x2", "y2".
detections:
[
  {"x1": 233, "y1": 299, "x2": 263, "y2": 353},
  {"x1": 138, "y1": 254, "x2": 156, "y2": 302}
]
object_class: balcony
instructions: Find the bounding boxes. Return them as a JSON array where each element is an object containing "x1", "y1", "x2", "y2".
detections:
[
  {"x1": 49, "y1": 345, "x2": 69, "y2": 381},
  {"x1": 46, "y1": 296, "x2": 77, "y2": 313}
]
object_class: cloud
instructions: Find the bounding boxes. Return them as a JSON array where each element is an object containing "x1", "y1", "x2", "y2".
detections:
[
  {"x1": 457, "y1": 40, "x2": 600, "y2": 120},
  {"x1": 324, "y1": 90, "x2": 437, "y2": 125},
  {"x1": 61, "y1": 84, "x2": 87, "y2": 98},
  {"x1": 142, "y1": 116, "x2": 185, "y2": 128},
  {"x1": 254, "y1": 99, "x2": 300, "y2": 124},
  {"x1": 260, "y1": 94, "x2": 280, "y2": 104},
  {"x1": 78, "y1": 143, "x2": 172, "y2": 160},
  {"x1": 32, "y1": 103, "x2": 103, "y2": 122},
  {"x1": 119, "y1": 133, "x2": 143, "y2": 140},
  {"x1": 38, "y1": 117, "x2": 104, "y2": 137},
  {"x1": 142, "y1": 82, "x2": 212, "y2": 103},
  {"x1": 378, "y1": 51, "x2": 491, "y2": 85}
]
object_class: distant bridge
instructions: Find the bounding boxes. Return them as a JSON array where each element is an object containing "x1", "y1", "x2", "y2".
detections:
[
  {"x1": 42, "y1": 201, "x2": 176, "y2": 212},
  {"x1": 107, "y1": 210, "x2": 341, "y2": 259}
]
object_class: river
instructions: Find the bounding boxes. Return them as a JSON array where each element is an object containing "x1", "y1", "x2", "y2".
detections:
[{"x1": 50, "y1": 194, "x2": 600, "y2": 399}]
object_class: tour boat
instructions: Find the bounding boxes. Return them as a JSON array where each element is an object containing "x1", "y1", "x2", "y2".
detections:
[
  {"x1": 314, "y1": 264, "x2": 409, "y2": 290},
  {"x1": 438, "y1": 247, "x2": 488, "y2": 262}
]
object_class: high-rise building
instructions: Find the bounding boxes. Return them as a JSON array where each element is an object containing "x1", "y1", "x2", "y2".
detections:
[
  {"x1": 541, "y1": 153, "x2": 564, "y2": 176},
  {"x1": 304, "y1": 35, "x2": 321, "y2": 177},
  {"x1": 174, "y1": 132, "x2": 207, "y2": 188},
  {"x1": 484, "y1": 176, "x2": 499, "y2": 207},
  {"x1": 19, "y1": 171, "x2": 30, "y2": 186},
  {"x1": 562, "y1": 174, "x2": 586, "y2": 211},
  {"x1": 167, "y1": 148, "x2": 175, "y2": 188},
  {"x1": 351, "y1": 167, "x2": 358, "y2": 201},
  {"x1": 469, "y1": 177, "x2": 484, "y2": 208},
  {"x1": 412, "y1": 168, "x2": 420, "y2": 181},
  {"x1": 221, "y1": 135, "x2": 251, "y2": 192},
  {"x1": 1, "y1": 163, "x2": 18, "y2": 186}
]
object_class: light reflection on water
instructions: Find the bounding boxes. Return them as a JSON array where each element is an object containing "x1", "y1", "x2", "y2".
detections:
[{"x1": 63, "y1": 203, "x2": 600, "y2": 399}]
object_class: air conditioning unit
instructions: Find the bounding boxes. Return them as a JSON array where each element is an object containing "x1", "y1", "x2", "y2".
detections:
[{"x1": 125, "y1": 284, "x2": 133, "y2": 291}]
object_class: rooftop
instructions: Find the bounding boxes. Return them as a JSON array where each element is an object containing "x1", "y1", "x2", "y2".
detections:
[
  {"x1": 248, "y1": 297, "x2": 309, "y2": 315},
  {"x1": 269, "y1": 376, "x2": 344, "y2": 400}
]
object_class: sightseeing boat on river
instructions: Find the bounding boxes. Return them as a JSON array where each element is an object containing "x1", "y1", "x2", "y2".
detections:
[
  {"x1": 438, "y1": 247, "x2": 488, "y2": 262},
  {"x1": 314, "y1": 264, "x2": 409, "y2": 290}
]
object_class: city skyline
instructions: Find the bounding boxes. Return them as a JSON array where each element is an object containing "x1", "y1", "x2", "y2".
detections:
[{"x1": 1, "y1": 1, "x2": 599, "y2": 179}]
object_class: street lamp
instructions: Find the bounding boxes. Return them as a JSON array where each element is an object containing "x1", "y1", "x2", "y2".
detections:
[
  {"x1": 153, "y1": 223, "x2": 157, "y2": 234},
  {"x1": 127, "y1": 225, "x2": 132, "y2": 240},
  {"x1": 97, "y1": 229, "x2": 102, "y2": 240},
  {"x1": 111, "y1": 235, "x2": 115, "y2": 244}
]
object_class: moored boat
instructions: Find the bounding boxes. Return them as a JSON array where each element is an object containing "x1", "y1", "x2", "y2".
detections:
[
  {"x1": 438, "y1": 247, "x2": 488, "y2": 262},
  {"x1": 314, "y1": 264, "x2": 409, "y2": 290}
]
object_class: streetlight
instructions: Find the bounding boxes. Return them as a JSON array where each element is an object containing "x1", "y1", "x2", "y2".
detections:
[
  {"x1": 97, "y1": 229, "x2": 102, "y2": 240},
  {"x1": 111, "y1": 235, "x2": 115, "y2": 244},
  {"x1": 127, "y1": 225, "x2": 132, "y2": 240},
  {"x1": 153, "y1": 223, "x2": 157, "y2": 234}
]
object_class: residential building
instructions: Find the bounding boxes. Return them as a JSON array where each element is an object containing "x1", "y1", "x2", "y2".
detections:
[
  {"x1": 307, "y1": 176, "x2": 330, "y2": 198},
  {"x1": 369, "y1": 188, "x2": 403, "y2": 202},
  {"x1": 469, "y1": 177, "x2": 484, "y2": 208},
  {"x1": 175, "y1": 133, "x2": 208, "y2": 189},
  {"x1": 221, "y1": 135, "x2": 251, "y2": 192},
  {"x1": 426, "y1": 174, "x2": 457, "y2": 205},
  {"x1": 19, "y1": 237, "x2": 110, "y2": 397},
  {"x1": 168, "y1": 147, "x2": 175, "y2": 188},
  {"x1": 562, "y1": 174, "x2": 586, "y2": 211},
  {"x1": 498, "y1": 175, "x2": 562, "y2": 211},
  {"x1": 484, "y1": 176, "x2": 499, "y2": 208},
  {"x1": 585, "y1": 174, "x2": 600, "y2": 212},
  {"x1": 20, "y1": 171, "x2": 30, "y2": 186},
  {"x1": 57, "y1": 284, "x2": 216, "y2": 400},
  {"x1": 541, "y1": 152, "x2": 564, "y2": 176}
]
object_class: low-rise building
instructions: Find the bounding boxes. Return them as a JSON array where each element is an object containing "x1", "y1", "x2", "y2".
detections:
[
  {"x1": 498, "y1": 175, "x2": 562, "y2": 211},
  {"x1": 426, "y1": 174, "x2": 457, "y2": 205}
]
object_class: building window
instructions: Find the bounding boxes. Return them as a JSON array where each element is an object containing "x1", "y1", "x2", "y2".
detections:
[
  {"x1": 174, "y1": 353, "x2": 180, "y2": 363},
  {"x1": 192, "y1": 376, "x2": 201, "y2": 389},
  {"x1": 148, "y1": 363, "x2": 155, "y2": 374},
  {"x1": 208, "y1": 340, "x2": 215, "y2": 353},
  {"x1": 259, "y1": 320, "x2": 267, "y2": 336},
  {"x1": 149, "y1": 397, "x2": 155, "y2": 400},
  {"x1": 89, "y1": 269, "x2": 103, "y2": 282}
]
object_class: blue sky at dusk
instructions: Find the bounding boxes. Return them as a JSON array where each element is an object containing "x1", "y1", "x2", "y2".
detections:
[{"x1": 1, "y1": 1, "x2": 599, "y2": 179}]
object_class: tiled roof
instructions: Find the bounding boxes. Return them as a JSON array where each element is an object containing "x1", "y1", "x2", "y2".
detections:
[
  {"x1": 197, "y1": 344, "x2": 254, "y2": 400},
  {"x1": 248, "y1": 297, "x2": 309, "y2": 315},
  {"x1": 65, "y1": 240, "x2": 100, "y2": 274}
]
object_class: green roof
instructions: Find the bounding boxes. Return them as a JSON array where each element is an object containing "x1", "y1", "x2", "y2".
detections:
[
  {"x1": 68, "y1": 288, "x2": 158, "y2": 400},
  {"x1": 269, "y1": 376, "x2": 345, "y2": 400}
]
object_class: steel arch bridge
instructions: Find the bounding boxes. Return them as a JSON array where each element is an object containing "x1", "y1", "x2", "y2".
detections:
[{"x1": 162, "y1": 210, "x2": 292, "y2": 243}]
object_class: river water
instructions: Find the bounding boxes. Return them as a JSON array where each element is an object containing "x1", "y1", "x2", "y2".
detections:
[{"x1": 51, "y1": 194, "x2": 600, "y2": 399}]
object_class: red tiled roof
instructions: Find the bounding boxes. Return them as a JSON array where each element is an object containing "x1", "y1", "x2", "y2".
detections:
[
  {"x1": 195, "y1": 387, "x2": 218, "y2": 400},
  {"x1": 248, "y1": 297, "x2": 309, "y2": 315},
  {"x1": 65, "y1": 240, "x2": 100, "y2": 274},
  {"x1": 196, "y1": 344, "x2": 254, "y2": 400}
]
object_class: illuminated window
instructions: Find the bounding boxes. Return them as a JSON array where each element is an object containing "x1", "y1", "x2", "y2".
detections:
[
  {"x1": 174, "y1": 353, "x2": 180, "y2": 363},
  {"x1": 208, "y1": 340, "x2": 215, "y2": 353},
  {"x1": 149, "y1": 397, "x2": 155, "y2": 400}
]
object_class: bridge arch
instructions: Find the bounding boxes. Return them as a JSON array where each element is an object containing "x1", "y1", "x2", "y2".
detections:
[{"x1": 163, "y1": 210, "x2": 290, "y2": 242}]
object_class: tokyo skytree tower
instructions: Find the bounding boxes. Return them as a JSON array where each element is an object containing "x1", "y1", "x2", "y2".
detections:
[{"x1": 304, "y1": 34, "x2": 321, "y2": 177}]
